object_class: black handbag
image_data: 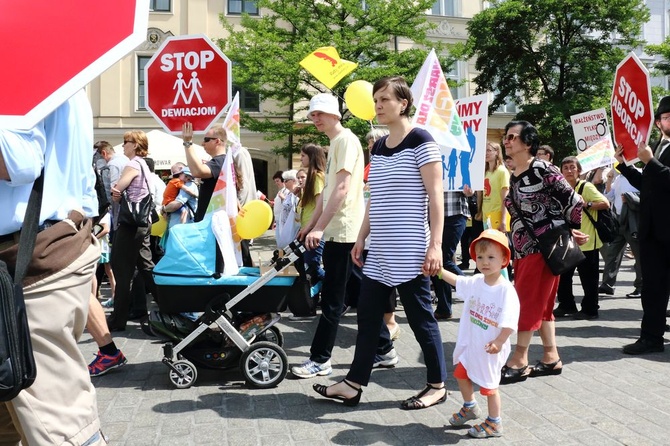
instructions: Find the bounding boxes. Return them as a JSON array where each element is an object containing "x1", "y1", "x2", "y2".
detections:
[
  {"x1": 0, "y1": 174, "x2": 41, "y2": 401},
  {"x1": 510, "y1": 191, "x2": 585, "y2": 276},
  {"x1": 118, "y1": 162, "x2": 155, "y2": 228},
  {"x1": 577, "y1": 182, "x2": 619, "y2": 244}
]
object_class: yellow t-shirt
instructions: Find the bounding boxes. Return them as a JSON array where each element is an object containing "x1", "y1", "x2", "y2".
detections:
[
  {"x1": 483, "y1": 165, "x2": 510, "y2": 231},
  {"x1": 299, "y1": 174, "x2": 324, "y2": 227},
  {"x1": 576, "y1": 180, "x2": 608, "y2": 251},
  {"x1": 322, "y1": 128, "x2": 365, "y2": 243}
]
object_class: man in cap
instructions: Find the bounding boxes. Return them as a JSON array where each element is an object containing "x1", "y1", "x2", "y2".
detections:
[
  {"x1": 291, "y1": 93, "x2": 368, "y2": 378},
  {"x1": 617, "y1": 96, "x2": 670, "y2": 355}
]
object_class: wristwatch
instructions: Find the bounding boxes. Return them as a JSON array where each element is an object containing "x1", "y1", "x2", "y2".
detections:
[
  {"x1": 183, "y1": 141, "x2": 193, "y2": 147},
  {"x1": 586, "y1": 201, "x2": 593, "y2": 209}
]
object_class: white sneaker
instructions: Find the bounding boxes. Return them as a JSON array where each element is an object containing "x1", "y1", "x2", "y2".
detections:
[
  {"x1": 373, "y1": 348, "x2": 398, "y2": 368},
  {"x1": 291, "y1": 359, "x2": 332, "y2": 378},
  {"x1": 288, "y1": 314, "x2": 317, "y2": 321}
]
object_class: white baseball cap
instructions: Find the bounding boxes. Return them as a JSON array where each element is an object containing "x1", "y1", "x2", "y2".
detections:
[{"x1": 307, "y1": 93, "x2": 341, "y2": 119}]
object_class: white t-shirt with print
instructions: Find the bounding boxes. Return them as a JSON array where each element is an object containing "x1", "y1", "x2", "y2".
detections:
[{"x1": 453, "y1": 275, "x2": 520, "y2": 389}]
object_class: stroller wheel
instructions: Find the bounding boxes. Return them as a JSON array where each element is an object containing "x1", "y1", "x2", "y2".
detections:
[
  {"x1": 168, "y1": 360, "x2": 198, "y2": 389},
  {"x1": 240, "y1": 341, "x2": 288, "y2": 389},
  {"x1": 255, "y1": 326, "x2": 284, "y2": 347}
]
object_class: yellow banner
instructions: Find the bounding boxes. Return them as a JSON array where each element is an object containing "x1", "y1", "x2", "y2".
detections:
[{"x1": 300, "y1": 47, "x2": 357, "y2": 89}]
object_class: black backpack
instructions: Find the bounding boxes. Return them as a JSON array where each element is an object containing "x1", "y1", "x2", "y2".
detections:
[
  {"x1": 577, "y1": 181, "x2": 620, "y2": 244},
  {"x1": 0, "y1": 174, "x2": 41, "y2": 401}
]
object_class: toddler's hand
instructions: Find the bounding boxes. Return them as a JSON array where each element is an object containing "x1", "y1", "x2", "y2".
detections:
[{"x1": 484, "y1": 342, "x2": 500, "y2": 354}]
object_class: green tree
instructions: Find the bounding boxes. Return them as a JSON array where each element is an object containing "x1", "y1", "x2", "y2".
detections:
[
  {"x1": 453, "y1": 0, "x2": 648, "y2": 161},
  {"x1": 218, "y1": 0, "x2": 448, "y2": 158},
  {"x1": 644, "y1": 42, "x2": 670, "y2": 128}
]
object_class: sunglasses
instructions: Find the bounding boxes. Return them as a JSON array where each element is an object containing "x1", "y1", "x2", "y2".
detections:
[
  {"x1": 203, "y1": 137, "x2": 218, "y2": 142},
  {"x1": 123, "y1": 140, "x2": 134, "y2": 144},
  {"x1": 504, "y1": 133, "x2": 519, "y2": 142}
]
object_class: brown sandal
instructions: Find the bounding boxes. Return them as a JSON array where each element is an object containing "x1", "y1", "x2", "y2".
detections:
[{"x1": 400, "y1": 383, "x2": 447, "y2": 410}]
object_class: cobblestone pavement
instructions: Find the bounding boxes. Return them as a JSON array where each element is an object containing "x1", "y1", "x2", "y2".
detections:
[{"x1": 81, "y1": 232, "x2": 669, "y2": 445}]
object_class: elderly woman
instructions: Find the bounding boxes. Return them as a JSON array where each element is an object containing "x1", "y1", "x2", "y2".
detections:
[
  {"x1": 107, "y1": 130, "x2": 157, "y2": 331},
  {"x1": 501, "y1": 121, "x2": 587, "y2": 383},
  {"x1": 554, "y1": 156, "x2": 609, "y2": 320},
  {"x1": 312, "y1": 76, "x2": 446, "y2": 409}
]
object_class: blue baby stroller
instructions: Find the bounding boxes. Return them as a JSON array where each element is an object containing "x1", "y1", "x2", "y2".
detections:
[{"x1": 151, "y1": 218, "x2": 304, "y2": 389}]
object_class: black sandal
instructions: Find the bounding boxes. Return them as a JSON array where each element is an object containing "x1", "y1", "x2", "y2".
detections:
[
  {"x1": 400, "y1": 383, "x2": 447, "y2": 410},
  {"x1": 529, "y1": 359, "x2": 562, "y2": 377},
  {"x1": 500, "y1": 364, "x2": 530, "y2": 385},
  {"x1": 313, "y1": 379, "x2": 362, "y2": 407}
]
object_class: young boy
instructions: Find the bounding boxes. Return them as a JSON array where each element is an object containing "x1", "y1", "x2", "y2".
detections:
[
  {"x1": 163, "y1": 162, "x2": 198, "y2": 206},
  {"x1": 438, "y1": 229, "x2": 519, "y2": 438}
]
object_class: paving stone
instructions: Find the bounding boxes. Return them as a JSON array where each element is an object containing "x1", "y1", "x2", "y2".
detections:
[{"x1": 79, "y1": 232, "x2": 669, "y2": 445}]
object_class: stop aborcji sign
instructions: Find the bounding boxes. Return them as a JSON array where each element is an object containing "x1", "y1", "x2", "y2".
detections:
[
  {"x1": 610, "y1": 51, "x2": 653, "y2": 164},
  {"x1": 144, "y1": 35, "x2": 232, "y2": 134},
  {"x1": 0, "y1": 0, "x2": 150, "y2": 130}
]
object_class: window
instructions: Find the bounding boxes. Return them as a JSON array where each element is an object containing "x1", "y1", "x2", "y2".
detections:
[
  {"x1": 228, "y1": 0, "x2": 259, "y2": 15},
  {"x1": 492, "y1": 91, "x2": 517, "y2": 114},
  {"x1": 429, "y1": 0, "x2": 456, "y2": 16},
  {"x1": 137, "y1": 56, "x2": 151, "y2": 110},
  {"x1": 445, "y1": 62, "x2": 462, "y2": 99},
  {"x1": 149, "y1": 0, "x2": 171, "y2": 12},
  {"x1": 233, "y1": 85, "x2": 260, "y2": 112}
]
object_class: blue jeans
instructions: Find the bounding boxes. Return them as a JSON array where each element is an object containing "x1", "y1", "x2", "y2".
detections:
[
  {"x1": 346, "y1": 274, "x2": 447, "y2": 386},
  {"x1": 303, "y1": 239, "x2": 325, "y2": 285},
  {"x1": 432, "y1": 215, "x2": 467, "y2": 315}
]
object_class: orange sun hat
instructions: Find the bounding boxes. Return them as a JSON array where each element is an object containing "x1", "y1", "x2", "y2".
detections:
[{"x1": 469, "y1": 229, "x2": 511, "y2": 268}]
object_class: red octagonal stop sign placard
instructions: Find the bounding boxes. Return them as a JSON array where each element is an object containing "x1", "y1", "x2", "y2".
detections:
[
  {"x1": 610, "y1": 52, "x2": 653, "y2": 164},
  {"x1": 0, "y1": 0, "x2": 149, "y2": 130},
  {"x1": 145, "y1": 35, "x2": 232, "y2": 134}
]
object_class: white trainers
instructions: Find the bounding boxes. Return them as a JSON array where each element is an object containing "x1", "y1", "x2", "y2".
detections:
[
  {"x1": 372, "y1": 348, "x2": 398, "y2": 368},
  {"x1": 449, "y1": 404, "x2": 482, "y2": 426},
  {"x1": 291, "y1": 359, "x2": 332, "y2": 378}
]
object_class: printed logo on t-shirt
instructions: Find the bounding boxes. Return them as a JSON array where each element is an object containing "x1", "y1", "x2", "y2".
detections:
[{"x1": 469, "y1": 297, "x2": 502, "y2": 330}]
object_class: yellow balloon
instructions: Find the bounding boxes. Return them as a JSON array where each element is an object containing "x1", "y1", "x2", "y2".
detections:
[
  {"x1": 344, "y1": 80, "x2": 375, "y2": 120},
  {"x1": 151, "y1": 213, "x2": 167, "y2": 237},
  {"x1": 236, "y1": 200, "x2": 273, "y2": 240}
]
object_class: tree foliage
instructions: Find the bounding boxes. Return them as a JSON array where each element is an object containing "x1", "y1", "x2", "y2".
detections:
[
  {"x1": 218, "y1": 0, "x2": 448, "y2": 156},
  {"x1": 453, "y1": 0, "x2": 649, "y2": 160}
]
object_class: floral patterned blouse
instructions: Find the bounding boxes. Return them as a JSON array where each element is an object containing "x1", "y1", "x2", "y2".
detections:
[{"x1": 504, "y1": 158, "x2": 583, "y2": 259}]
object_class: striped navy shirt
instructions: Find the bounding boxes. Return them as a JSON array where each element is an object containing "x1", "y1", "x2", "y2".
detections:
[{"x1": 363, "y1": 128, "x2": 441, "y2": 286}]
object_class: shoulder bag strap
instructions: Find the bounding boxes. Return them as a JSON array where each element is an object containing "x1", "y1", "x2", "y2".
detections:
[
  {"x1": 577, "y1": 181, "x2": 597, "y2": 226},
  {"x1": 14, "y1": 172, "x2": 44, "y2": 285},
  {"x1": 137, "y1": 159, "x2": 153, "y2": 200}
]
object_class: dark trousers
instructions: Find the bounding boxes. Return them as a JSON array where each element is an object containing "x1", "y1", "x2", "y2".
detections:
[
  {"x1": 600, "y1": 228, "x2": 642, "y2": 290},
  {"x1": 241, "y1": 239, "x2": 253, "y2": 267},
  {"x1": 557, "y1": 249, "x2": 600, "y2": 314},
  {"x1": 460, "y1": 219, "x2": 484, "y2": 264},
  {"x1": 347, "y1": 274, "x2": 446, "y2": 386},
  {"x1": 310, "y1": 242, "x2": 354, "y2": 363},
  {"x1": 109, "y1": 224, "x2": 156, "y2": 328},
  {"x1": 432, "y1": 215, "x2": 467, "y2": 315},
  {"x1": 639, "y1": 238, "x2": 670, "y2": 344}
]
